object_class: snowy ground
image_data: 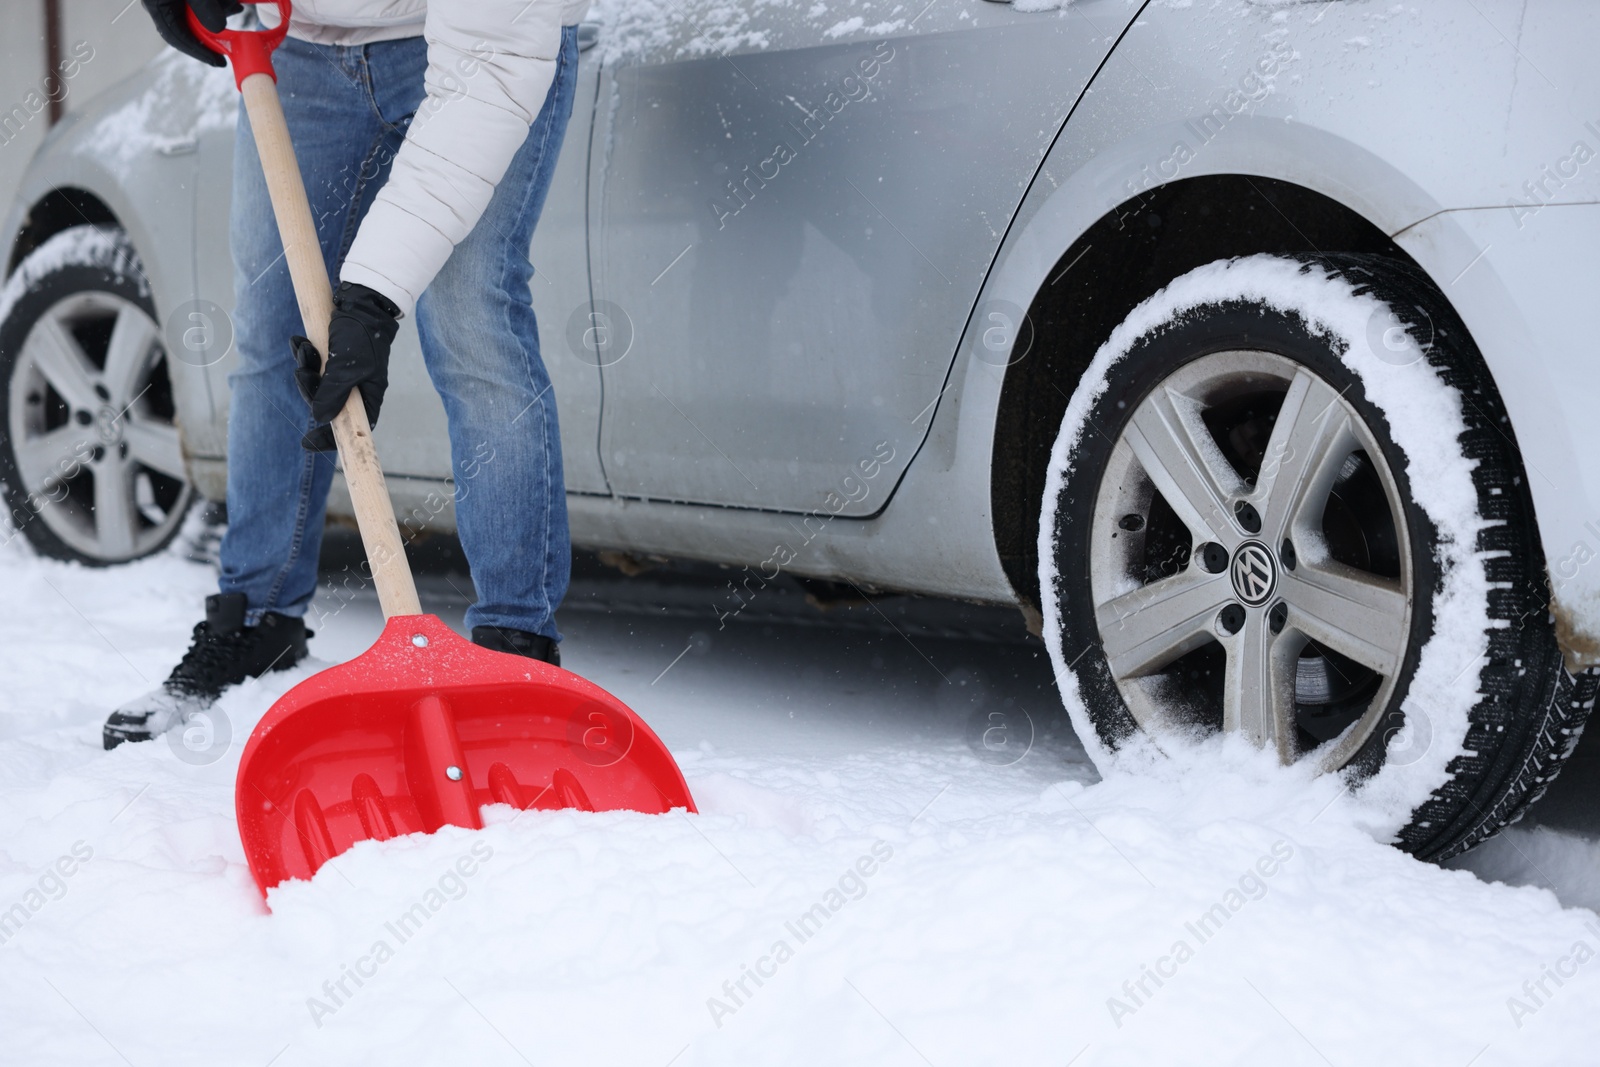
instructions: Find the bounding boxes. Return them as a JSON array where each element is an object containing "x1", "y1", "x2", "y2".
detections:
[{"x1": 2, "y1": 521, "x2": 1600, "y2": 1065}]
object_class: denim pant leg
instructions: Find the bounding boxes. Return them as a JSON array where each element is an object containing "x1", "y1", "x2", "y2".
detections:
[
  {"x1": 220, "y1": 36, "x2": 425, "y2": 622},
  {"x1": 414, "y1": 26, "x2": 580, "y2": 640}
]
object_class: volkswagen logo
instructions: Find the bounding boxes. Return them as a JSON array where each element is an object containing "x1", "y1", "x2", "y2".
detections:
[
  {"x1": 1230, "y1": 540, "x2": 1277, "y2": 606},
  {"x1": 95, "y1": 406, "x2": 124, "y2": 445}
]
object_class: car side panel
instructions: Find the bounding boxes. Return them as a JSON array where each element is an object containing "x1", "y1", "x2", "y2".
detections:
[{"x1": 588, "y1": 0, "x2": 1141, "y2": 515}]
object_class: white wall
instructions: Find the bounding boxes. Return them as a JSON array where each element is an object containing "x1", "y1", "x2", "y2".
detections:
[{"x1": 0, "y1": 1, "x2": 164, "y2": 229}]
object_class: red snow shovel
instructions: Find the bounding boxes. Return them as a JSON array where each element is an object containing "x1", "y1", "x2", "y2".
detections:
[{"x1": 191, "y1": 3, "x2": 695, "y2": 899}]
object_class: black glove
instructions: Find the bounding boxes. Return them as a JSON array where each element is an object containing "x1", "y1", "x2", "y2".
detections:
[
  {"x1": 141, "y1": 0, "x2": 244, "y2": 67},
  {"x1": 293, "y1": 282, "x2": 402, "y2": 453}
]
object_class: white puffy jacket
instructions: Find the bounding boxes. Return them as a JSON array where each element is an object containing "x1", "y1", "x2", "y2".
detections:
[{"x1": 273, "y1": 0, "x2": 590, "y2": 317}]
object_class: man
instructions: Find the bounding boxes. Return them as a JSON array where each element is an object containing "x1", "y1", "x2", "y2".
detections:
[{"x1": 104, "y1": 0, "x2": 583, "y2": 748}]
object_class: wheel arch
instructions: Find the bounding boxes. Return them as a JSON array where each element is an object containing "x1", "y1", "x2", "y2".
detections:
[
  {"x1": 2, "y1": 139, "x2": 216, "y2": 496},
  {"x1": 964, "y1": 0, "x2": 1564, "y2": 628},
  {"x1": 5, "y1": 187, "x2": 121, "y2": 277},
  {"x1": 988, "y1": 175, "x2": 1427, "y2": 622}
]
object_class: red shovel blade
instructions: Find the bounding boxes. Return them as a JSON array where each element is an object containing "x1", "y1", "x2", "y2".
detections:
[{"x1": 235, "y1": 614, "x2": 694, "y2": 896}]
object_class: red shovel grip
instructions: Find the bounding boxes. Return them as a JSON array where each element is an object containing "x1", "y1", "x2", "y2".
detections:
[{"x1": 185, "y1": 0, "x2": 291, "y2": 89}]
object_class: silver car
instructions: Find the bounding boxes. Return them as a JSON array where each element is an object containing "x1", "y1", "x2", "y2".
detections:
[{"x1": 4, "y1": 0, "x2": 1597, "y2": 859}]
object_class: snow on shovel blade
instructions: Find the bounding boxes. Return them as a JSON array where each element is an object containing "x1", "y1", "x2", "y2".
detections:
[{"x1": 235, "y1": 613, "x2": 694, "y2": 896}]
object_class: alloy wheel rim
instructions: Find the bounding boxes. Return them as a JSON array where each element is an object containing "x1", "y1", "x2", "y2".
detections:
[
  {"x1": 1087, "y1": 349, "x2": 1412, "y2": 771},
  {"x1": 7, "y1": 290, "x2": 191, "y2": 561}
]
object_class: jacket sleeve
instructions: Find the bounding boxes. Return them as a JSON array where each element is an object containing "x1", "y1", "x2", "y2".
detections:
[{"x1": 339, "y1": 0, "x2": 565, "y2": 318}]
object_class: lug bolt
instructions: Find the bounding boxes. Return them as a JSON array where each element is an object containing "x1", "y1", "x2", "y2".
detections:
[
  {"x1": 1280, "y1": 538, "x2": 1297, "y2": 571},
  {"x1": 1217, "y1": 603, "x2": 1245, "y2": 635},
  {"x1": 1118, "y1": 513, "x2": 1145, "y2": 532},
  {"x1": 1234, "y1": 500, "x2": 1262, "y2": 534},
  {"x1": 1197, "y1": 542, "x2": 1229, "y2": 574},
  {"x1": 1268, "y1": 601, "x2": 1288, "y2": 634},
  {"x1": 75, "y1": 410, "x2": 92, "y2": 425},
  {"x1": 94, "y1": 382, "x2": 111, "y2": 401}
]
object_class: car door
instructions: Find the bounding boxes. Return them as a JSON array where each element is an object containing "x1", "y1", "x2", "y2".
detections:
[
  {"x1": 588, "y1": 0, "x2": 1141, "y2": 514},
  {"x1": 193, "y1": 33, "x2": 607, "y2": 494}
]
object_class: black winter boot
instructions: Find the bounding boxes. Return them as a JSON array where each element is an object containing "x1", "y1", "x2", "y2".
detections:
[
  {"x1": 471, "y1": 625, "x2": 561, "y2": 666},
  {"x1": 102, "y1": 593, "x2": 309, "y2": 750}
]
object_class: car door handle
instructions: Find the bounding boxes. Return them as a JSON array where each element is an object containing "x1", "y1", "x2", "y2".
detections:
[{"x1": 578, "y1": 22, "x2": 600, "y2": 52}]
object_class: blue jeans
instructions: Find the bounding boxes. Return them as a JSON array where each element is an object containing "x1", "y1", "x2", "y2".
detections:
[{"x1": 219, "y1": 28, "x2": 578, "y2": 641}]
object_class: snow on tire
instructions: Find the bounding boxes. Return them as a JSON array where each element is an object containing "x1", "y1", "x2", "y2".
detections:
[{"x1": 1037, "y1": 253, "x2": 1596, "y2": 860}]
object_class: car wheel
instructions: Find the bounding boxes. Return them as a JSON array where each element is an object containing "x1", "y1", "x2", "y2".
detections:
[
  {"x1": 0, "y1": 225, "x2": 193, "y2": 564},
  {"x1": 1039, "y1": 253, "x2": 1597, "y2": 860}
]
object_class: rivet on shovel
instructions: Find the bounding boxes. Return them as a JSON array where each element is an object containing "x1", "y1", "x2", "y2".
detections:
[
  {"x1": 412, "y1": 634, "x2": 429, "y2": 648},
  {"x1": 445, "y1": 766, "x2": 463, "y2": 781}
]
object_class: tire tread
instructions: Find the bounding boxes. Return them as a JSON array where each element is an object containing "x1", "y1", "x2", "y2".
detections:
[{"x1": 1317, "y1": 253, "x2": 1596, "y2": 861}]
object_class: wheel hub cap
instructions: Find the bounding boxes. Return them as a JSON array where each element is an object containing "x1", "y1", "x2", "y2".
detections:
[
  {"x1": 1230, "y1": 540, "x2": 1277, "y2": 607},
  {"x1": 95, "y1": 405, "x2": 124, "y2": 445}
]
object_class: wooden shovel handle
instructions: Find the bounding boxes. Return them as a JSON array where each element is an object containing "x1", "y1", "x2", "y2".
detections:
[{"x1": 240, "y1": 72, "x2": 422, "y2": 618}]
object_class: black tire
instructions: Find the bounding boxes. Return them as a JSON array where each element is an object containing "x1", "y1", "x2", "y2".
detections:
[
  {"x1": 1040, "y1": 253, "x2": 1596, "y2": 860},
  {"x1": 1, "y1": 225, "x2": 193, "y2": 565}
]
